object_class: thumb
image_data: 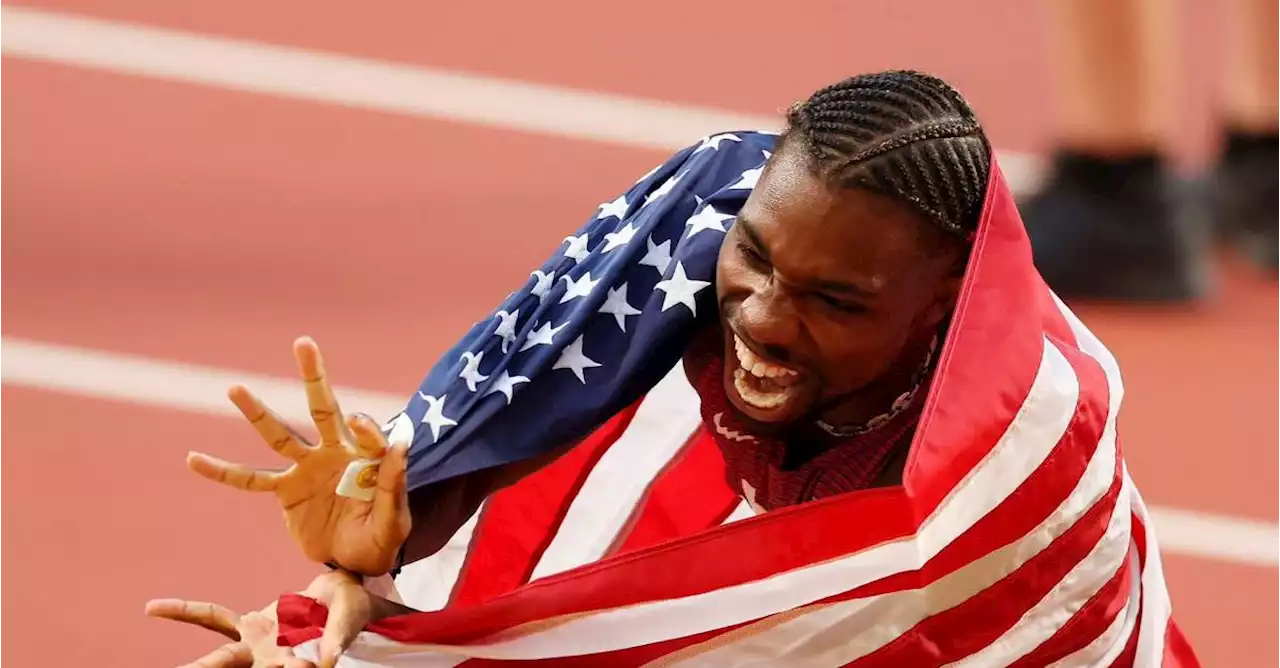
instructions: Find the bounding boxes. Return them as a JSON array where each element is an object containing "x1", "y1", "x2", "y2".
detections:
[{"x1": 317, "y1": 580, "x2": 372, "y2": 668}]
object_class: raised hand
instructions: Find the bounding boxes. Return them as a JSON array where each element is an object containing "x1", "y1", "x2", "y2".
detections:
[
  {"x1": 187, "y1": 337, "x2": 411, "y2": 575},
  {"x1": 146, "y1": 570, "x2": 379, "y2": 668}
]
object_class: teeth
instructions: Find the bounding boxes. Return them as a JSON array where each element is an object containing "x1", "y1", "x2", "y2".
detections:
[
  {"x1": 733, "y1": 335, "x2": 798, "y2": 380},
  {"x1": 734, "y1": 370, "x2": 788, "y2": 409},
  {"x1": 730, "y1": 335, "x2": 802, "y2": 410}
]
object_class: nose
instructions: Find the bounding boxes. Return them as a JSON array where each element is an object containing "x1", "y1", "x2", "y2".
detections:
[{"x1": 737, "y1": 281, "x2": 800, "y2": 362}]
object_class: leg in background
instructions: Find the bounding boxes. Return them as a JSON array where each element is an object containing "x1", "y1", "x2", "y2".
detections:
[
  {"x1": 1020, "y1": 0, "x2": 1207, "y2": 303},
  {"x1": 1212, "y1": 0, "x2": 1278, "y2": 271}
]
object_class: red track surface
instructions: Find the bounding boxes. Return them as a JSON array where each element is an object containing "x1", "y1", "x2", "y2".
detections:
[{"x1": 2, "y1": 2, "x2": 1276, "y2": 666}]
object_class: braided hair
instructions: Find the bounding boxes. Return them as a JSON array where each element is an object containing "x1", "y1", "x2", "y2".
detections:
[{"x1": 782, "y1": 71, "x2": 991, "y2": 246}]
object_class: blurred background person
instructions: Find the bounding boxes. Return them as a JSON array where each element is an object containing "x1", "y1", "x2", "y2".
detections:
[{"x1": 1020, "y1": 0, "x2": 1278, "y2": 302}]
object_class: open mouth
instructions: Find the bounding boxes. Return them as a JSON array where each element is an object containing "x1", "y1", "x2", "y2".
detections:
[{"x1": 730, "y1": 334, "x2": 803, "y2": 412}]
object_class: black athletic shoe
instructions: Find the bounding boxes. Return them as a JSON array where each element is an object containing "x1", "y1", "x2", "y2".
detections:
[
  {"x1": 1209, "y1": 131, "x2": 1278, "y2": 273},
  {"x1": 1017, "y1": 152, "x2": 1210, "y2": 303}
]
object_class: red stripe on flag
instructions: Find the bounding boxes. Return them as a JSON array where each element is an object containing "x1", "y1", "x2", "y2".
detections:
[
  {"x1": 843, "y1": 457, "x2": 1123, "y2": 667},
  {"x1": 906, "y1": 165, "x2": 1047, "y2": 519},
  {"x1": 449, "y1": 400, "x2": 642, "y2": 607},
  {"x1": 1007, "y1": 554, "x2": 1134, "y2": 667},
  {"x1": 1108, "y1": 614, "x2": 1141, "y2": 668},
  {"x1": 1106, "y1": 507, "x2": 1148, "y2": 668},
  {"x1": 900, "y1": 341, "x2": 1109, "y2": 582},
  {"x1": 1163, "y1": 620, "x2": 1202, "y2": 667},
  {"x1": 610, "y1": 428, "x2": 738, "y2": 555}
]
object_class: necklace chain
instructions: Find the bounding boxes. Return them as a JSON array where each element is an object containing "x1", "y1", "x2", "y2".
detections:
[{"x1": 815, "y1": 335, "x2": 940, "y2": 438}]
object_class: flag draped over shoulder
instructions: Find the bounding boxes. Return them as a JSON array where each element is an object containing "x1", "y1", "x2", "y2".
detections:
[
  {"x1": 277, "y1": 132, "x2": 1200, "y2": 667},
  {"x1": 387, "y1": 131, "x2": 772, "y2": 489}
]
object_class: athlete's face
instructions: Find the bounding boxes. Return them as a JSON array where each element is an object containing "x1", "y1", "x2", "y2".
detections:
[{"x1": 715, "y1": 141, "x2": 963, "y2": 428}]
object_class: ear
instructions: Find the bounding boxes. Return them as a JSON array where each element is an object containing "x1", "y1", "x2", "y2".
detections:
[{"x1": 919, "y1": 273, "x2": 962, "y2": 331}]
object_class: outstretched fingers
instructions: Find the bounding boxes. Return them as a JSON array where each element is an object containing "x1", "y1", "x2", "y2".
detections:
[
  {"x1": 145, "y1": 599, "x2": 241, "y2": 640},
  {"x1": 228, "y1": 384, "x2": 313, "y2": 462},
  {"x1": 293, "y1": 337, "x2": 349, "y2": 447},
  {"x1": 346, "y1": 414, "x2": 390, "y2": 462},
  {"x1": 187, "y1": 452, "x2": 283, "y2": 492}
]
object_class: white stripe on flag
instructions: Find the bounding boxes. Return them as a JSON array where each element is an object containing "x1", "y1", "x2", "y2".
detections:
[
  {"x1": 947, "y1": 475, "x2": 1134, "y2": 667},
  {"x1": 529, "y1": 365, "x2": 701, "y2": 580},
  {"x1": 721, "y1": 500, "x2": 757, "y2": 525},
  {"x1": 1128, "y1": 474, "x2": 1174, "y2": 668},
  {"x1": 1050, "y1": 545, "x2": 1143, "y2": 667},
  {"x1": 392, "y1": 504, "x2": 485, "y2": 612}
]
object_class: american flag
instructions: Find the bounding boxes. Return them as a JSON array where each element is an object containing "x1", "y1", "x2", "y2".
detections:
[{"x1": 277, "y1": 132, "x2": 1200, "y2": 666}]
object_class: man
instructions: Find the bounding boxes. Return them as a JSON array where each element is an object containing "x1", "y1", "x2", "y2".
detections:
[{"x1": 151, "y1": 71, "x2": 1199, "y2": 667}]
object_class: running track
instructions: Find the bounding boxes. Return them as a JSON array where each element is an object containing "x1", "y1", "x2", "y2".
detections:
[{"x1": 2, "y1": 3, "x2": 1276, "y2": 666}]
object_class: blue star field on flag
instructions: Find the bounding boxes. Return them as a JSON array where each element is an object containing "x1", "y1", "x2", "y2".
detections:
[{"x1": 384, "y1": 131, "x2": 779, "y2": 491}]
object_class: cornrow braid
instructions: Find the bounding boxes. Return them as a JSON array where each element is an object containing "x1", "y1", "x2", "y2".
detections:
[{"x1": 783, "y1": 71, "x2": 992, "y2": 243}]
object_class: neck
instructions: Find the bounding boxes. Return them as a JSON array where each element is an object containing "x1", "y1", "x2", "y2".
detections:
[{"x1": 815, "y1": 333, "x2": 936, "y2": 431}]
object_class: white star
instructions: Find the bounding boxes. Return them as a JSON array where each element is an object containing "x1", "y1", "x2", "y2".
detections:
[
  {"x1": 380, "y1": 412, "x2": 416, "y2": 447},
  {"x1": 729, "y1": 165, "x2": 763, "y2": 190},
  {"x1": 416, "y1": 393, "x2": 458, "y2": 443},
  {"x1": 638, "y1": 235, "x2": 672, "y2": 275},
  {"x1": 655, "y1": 261, "x2": 711, "y2": 316},
  {"x1": 685, "y1": 204, "x2": 734, "y2": 238},
  {"x1": 602, "y1": 222, "x2": 639, "y2": 253},
  {"x1": 458, "y1": 351, "x2": 489, "y2": 392},
  {"x1": 559, "y1": 272, "x2": 600, "y2": 304},
  {"x1": 554, "y1": 335, "x2": 602, "y2": 383},
  {"x1": 562, "y1": 233, "x2": 590, "y2": 263},
  {"x1": 692, "y1": 133, "x2": 742, "y2": 154},
  {"x1": 484, "y1": 370, "x2": 530, "y2": 404},
  {"x1": 597, "y1": 193, "x2": 630, "y2": 220},
  {"x1": 598, "y1": 283, "x2": 642, "y2": 331},
  {"x1": 529, "y1": 270, "x2": 554, "y2": 303},
  {"x1": 643, "y1": 173, "x2": 682, "y2": 206},
  {"x1": 519, "y1": 319, "x2": 567, "y2": 351},
  {"x1": 493, "y1": 309, "x2": 520, "y2": 353}
]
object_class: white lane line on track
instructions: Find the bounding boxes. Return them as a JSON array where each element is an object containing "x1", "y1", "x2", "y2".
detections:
[{"x1": 0, "y1": 5, "x2": 1045, "y2": 193}]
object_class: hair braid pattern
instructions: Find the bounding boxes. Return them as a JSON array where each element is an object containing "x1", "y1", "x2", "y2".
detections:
[{"x1": 784, "y1": 71, "x2": 992, "y2": 241}]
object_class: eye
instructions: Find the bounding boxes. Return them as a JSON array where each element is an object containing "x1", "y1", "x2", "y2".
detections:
[
  {"x1": 815, "y1": 293, "x2": 866, "y2": 314},
  {"x1": 736, "y1": 241, "x2": 768, "y2": 269}
]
